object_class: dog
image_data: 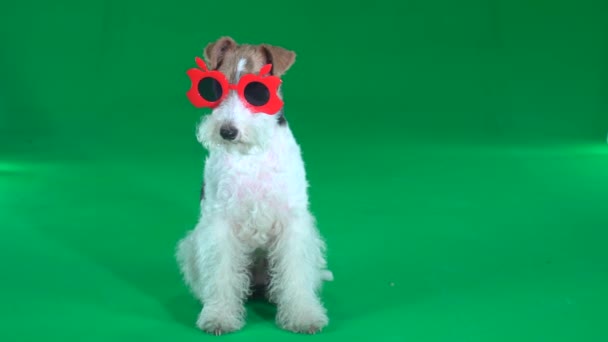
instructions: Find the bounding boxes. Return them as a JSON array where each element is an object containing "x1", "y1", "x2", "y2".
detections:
[{"x1": 176, "y1": 36, "x2": 332, "y2": 335}]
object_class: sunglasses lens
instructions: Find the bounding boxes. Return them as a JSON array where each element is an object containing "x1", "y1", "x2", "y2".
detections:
[
  {"x1": 244, "y1": 81, "x2": 270, "y2": 107},
  {"x1": 198, "y1": 77, "x2": 223, "y2": 102}
]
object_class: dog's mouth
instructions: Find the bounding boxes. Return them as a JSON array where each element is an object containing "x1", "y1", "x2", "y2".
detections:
[
  {"x1": 218, "y1": 133, "x2": 244, "y2": 146},
  {"x1": 211, "y1": 135, "x2": 259, "y2": 154}
]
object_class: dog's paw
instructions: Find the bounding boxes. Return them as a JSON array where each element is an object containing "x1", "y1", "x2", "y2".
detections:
[
  {"x1": 277, "y1": 301, "x2": 328, "y2": 334},
  {"x1": 196, "y1": 306, "x2": 244, "y2": 335}
]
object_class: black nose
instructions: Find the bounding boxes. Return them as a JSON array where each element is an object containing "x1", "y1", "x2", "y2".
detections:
[{"x1": 219, "y1": 124, "x2": 238, "y2": 141}]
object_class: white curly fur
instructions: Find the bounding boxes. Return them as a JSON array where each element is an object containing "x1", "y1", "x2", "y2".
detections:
[{"x1": 176, "y1": 87, "x2": 332, "y2": 335}]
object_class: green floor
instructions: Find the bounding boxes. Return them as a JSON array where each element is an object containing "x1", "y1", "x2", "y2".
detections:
[{"x1": 2, "y1": 1, "x2": 608, "y2": 341}]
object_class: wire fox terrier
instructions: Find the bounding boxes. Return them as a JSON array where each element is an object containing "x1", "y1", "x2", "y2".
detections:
[{"x1": 176, "y1": 36, "x2": 333, "y2": 335}]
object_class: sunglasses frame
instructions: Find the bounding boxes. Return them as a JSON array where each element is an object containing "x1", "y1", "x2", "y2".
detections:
[{"x1": 186, "y1": 57, "x2": 284, "y2": 115}]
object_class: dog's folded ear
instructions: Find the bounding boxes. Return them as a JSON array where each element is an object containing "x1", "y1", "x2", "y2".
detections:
[
  {"x1": 260, "y1": 44, "x2": 296, "y2": 77},
  {"x1": 204, "y1": 36, "x2": 237, "y2": 69}
]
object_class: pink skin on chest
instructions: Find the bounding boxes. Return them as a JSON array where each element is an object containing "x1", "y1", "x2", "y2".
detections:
[{"x1": 224, "y1": 151, "x2": 280, "y2": 201}]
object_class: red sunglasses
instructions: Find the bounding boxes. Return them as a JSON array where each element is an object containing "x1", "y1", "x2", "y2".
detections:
[{"x1": 186, "y1": 57, "x2": 284, "y2": 115}]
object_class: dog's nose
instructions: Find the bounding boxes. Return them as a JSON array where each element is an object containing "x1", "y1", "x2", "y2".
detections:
[{"x1": 219, "y1": 124, "x2": 238, "y2": 141}]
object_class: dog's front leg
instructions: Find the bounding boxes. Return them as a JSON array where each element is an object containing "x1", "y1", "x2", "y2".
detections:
[
  {"x1": 268, "y1": 212, "x2": 329, "y2": 334},
  {"x1": 193, "y1": 218, "x2": 251, "y2": 335}
]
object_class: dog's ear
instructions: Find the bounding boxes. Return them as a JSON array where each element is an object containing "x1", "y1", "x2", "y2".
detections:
[
  {"x1": 260, "y1": 44, "x2": 296, "y2": 77},
  {"x1": 204, "y1": 36, "x2": 237, "y2": 69}
]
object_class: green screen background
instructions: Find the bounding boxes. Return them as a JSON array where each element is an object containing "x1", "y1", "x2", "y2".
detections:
[{"x1": 1, "y1": 1, "x2": 607, "y2": 341}]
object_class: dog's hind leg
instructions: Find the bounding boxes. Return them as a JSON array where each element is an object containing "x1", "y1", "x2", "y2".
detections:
[
  {"x1": 249, "y1": 250, "x2": 271, "y2": 299},
  {"x1": 176, "y1": 231, "x2": 202, "y2": 301}
]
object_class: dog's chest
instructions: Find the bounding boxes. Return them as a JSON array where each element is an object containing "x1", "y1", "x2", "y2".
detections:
[{"x1": 213, "y1": 151, "x2": 289, "y2": 245}]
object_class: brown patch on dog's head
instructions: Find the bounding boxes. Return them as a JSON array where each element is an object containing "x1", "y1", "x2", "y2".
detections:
[{"x1": 203, "y1": 36, "x2": 296, "y2": 84}]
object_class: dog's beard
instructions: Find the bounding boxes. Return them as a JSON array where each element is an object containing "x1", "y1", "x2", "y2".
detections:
[{"x1": 196, "y1": 114, "x2": 274, "y2": 155}]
